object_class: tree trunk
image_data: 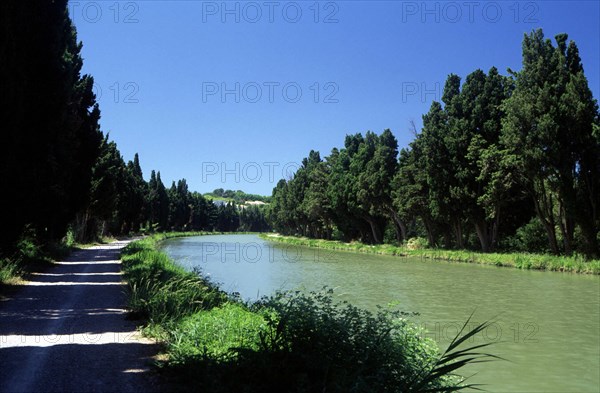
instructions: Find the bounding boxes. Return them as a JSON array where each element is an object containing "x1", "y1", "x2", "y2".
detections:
[
  {"x1": 452, "y1": 219, "x2": 464, "y2": 249},
  {"x1": 532, "y1": 179, "x2": 560, "y2": 254},
  {"x1": 421, "y1": 216, "x2": 436, "y2": 247},
  {"x1": 365, "y1": 217, "x2": 381, "y2": 244},
  {"x1": 558, "y1": 201, "x2": 575, "y2": 255},
  {"x1": 531, "y1": 193, "x2": 560, "y2": 255},
  {"x1": 387, "y1": 207, "x2": 407, "y2": 243},
  {"x1": 474, "y1": 220, "x2": 491, "y2": 253}
]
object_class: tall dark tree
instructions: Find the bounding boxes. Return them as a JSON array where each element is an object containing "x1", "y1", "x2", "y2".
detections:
[
  {"x1": 420, "y1": 101, "x2": 456, "y2": 247},
  {"x1": 0, "y1": 0, "x2": 102, "y2": 250},
  {"x1": 502, "y1": 30, "x2": 600, "y2": 256},
  {"x1": 81, "y1": 135, "x2": 127, "y2": 240},
  {"x1": 122, "y1": 153, "x2": 147, "y2": 232},
  {"x1": 393, "y1": 138, "x2": 438, "y2": 246}
]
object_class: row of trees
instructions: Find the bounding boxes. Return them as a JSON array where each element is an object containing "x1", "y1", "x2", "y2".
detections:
[
  {"x1": 268, "y1": 30, "x2": 600, "y2": 257},
  {"x1": 0, "y1": 0, "x2": 269, "y2": 258},
  {"x1": 79, "y1": 143, "x2": 270, "y2": 241},
  {"x1": 1, "y1": 1, "x2": 102, "y2": 251}
]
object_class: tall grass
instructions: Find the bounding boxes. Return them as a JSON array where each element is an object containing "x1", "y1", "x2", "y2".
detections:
[
  {"x1": 0, "y1": 228, "x2": 80, "y2": 285},
  {"x1": 122, "y1": 235, "x2": 499, "y2": 392},
  {"x1": 121, "y1": 236, "x2": 228, "y2": 325},
  {"x1": 260, "y1": 234, "x2": 600, "y2": 274},
  {"x1": 0, "y1": 258, "x2": 20, "y2": 283}
]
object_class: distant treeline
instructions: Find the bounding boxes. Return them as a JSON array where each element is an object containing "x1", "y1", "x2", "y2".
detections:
[
  {"x1": 206, "y1": 189, "x2": 272, "y2": 203},
  {"x1": 268, "y1": 29, "x2": 600, "y2": 258},
  {"x1": 79, "y1": 146, "x2": 270, "y2": 239},
  {"x1": 0, "y1": 0, "x2": 269, "y2": 257}
]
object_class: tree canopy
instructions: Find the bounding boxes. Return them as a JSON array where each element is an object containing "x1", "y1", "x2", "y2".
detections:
[{"x1": 268, "y1": 30, "x2": 599, "y2": 258}]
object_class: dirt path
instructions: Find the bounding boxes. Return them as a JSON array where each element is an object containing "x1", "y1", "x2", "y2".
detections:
[{"x1": 0, "y1": 240, "x2": 162, "y2": 392}]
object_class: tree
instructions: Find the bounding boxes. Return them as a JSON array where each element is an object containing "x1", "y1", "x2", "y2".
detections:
[
  {"x1": 393, "y1": 138, "x2": 438, "y2": 246},
  {"x1": 122, "y1": 153, "x2": 147, "y2": 232},
  {"x1": 420, "y1": 101, "x2": 456, "y2": 248},
  {"x1": 0, "y1": 0, "x2": 102, "y2": 250},
  {"x1": 445, "y1": 68, "x2": 514, "y2": 252},
  {"x1": 355, "y1": 130, "x2": 403, "y2": 243},
  {"x1": 502, "y1": 29, "x2": 600, "y2": 256},
  {"x1": 169, "y1": 179, "x2": 192, "y2": 230},
  {"x1": 147, "y1": 170, "x2": 171, "y2": 231},
  {"x1": 301, "y1": 158, "x2": 333, "y2": 239},
  {"x1": 326, "y1": 136, "x2": 373, "y2": 242},
  {"x1": 82, "y1": 135, "x2": 127, "y2": 240}
]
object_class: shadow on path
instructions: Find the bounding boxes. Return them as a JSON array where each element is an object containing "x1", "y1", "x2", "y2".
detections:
[{"x1": 0, "y1": 241, "x2": 163, "y2": 392}]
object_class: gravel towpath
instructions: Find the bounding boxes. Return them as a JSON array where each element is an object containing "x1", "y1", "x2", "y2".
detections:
[{"x1": 0, "y1": 240, "x2": 162, "y2": 392}]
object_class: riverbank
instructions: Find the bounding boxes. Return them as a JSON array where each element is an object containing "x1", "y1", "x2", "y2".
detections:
[
  {"x1": 259, "y1": 234, "x2": 600, "y2": 275},
  {"x1": 121, "y1": 233, "x2": 492, "y2": 392}
]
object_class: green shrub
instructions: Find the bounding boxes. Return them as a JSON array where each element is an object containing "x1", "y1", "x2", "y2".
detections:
[
  {"x1": 406, "y1": 237, "x2": 429, "y2": 250},
  {"x1": 245, "y1": 288, "x2": 445, "y2": 392},
  {"x1": 165, "y1": 289, "x2": 492, "y2": 392},
  {"x1": 0, "y1": 258, "x2": 20, "y2": 283},
  {"x1": 503, "y1": 217, "x2": 549, "y2": 253},
  {"x1": 62, "y1": 227, "x2": 76, "y2": 248},
  {"x1": 169, "y1": 303, "x2": 267, "y2": 364},
  {"x1": 16, "y1": 237, "x2": 42, "y2": 262}
]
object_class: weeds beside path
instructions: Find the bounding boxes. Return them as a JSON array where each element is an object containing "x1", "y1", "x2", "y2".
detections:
[{"x1": 0, "y1": 240, "x2": 162, "y2": 393}]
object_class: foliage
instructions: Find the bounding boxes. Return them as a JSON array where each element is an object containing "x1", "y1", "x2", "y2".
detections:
[
  {"x1": 0, "y1": 227, "x2": 74, "y2": 284},
  {"x1": 207, "y1": 189, "x2": 272, "y2": 203},
  {"x1": 266, "y1": 29, "x2": 599, "y2": 258},
  {"x1": 501, "y1": 217, "x2": 550, "y2": 254},
  {"x1": 168, "y1": 303, "x2": 267, "y2": 363},
  {"x1": 123, "y1": 237, "x2": 498, "y2": 392},
  {"x1": 121, "y1": 236, "x2": 228, "y2": 323},
  {"x1": 406, "y1": 237, "x2": 429, "y2": 250},
  {"x1": 0, "y1": 0, "x2": 102, "y2": 251},
  {"x1": 0, "y1": 259, "x2": 20, "y2": 284},
  {"x1": 0, "y1": 0, "x2": 270, "y2": 258},
  {"x1": 501, "y1": 30, "x2": 600, "y2": 257},
  {"x1": 236, "y1": 289, "x2": 449, "y2": 393}
]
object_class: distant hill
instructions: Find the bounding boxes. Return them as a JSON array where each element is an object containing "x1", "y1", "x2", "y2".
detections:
[{"x1": 204, "y1": 189, "x2": 271, "y2": 204}]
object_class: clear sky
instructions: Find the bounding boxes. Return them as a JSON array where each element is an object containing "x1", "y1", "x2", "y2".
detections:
[{"x1": 70, "y1": 0, "x2": 600, "y2": 196}]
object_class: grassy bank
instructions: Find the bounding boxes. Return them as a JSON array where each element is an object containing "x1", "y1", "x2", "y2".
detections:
[
  {"x1": 259, "y1": 234, "x2": 600, "y2": 275},
  {"x1": 121, "y1": 234, "x2": 495, "y2": 392}
]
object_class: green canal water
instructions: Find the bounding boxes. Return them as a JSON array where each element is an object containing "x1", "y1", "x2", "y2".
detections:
[{"x1": 161, "y1": 234, "x2": 600, "y2": 392}]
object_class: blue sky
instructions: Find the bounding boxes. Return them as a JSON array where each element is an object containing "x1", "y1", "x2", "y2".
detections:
[{"x1": 70, "y1": 1, "x2": 600, "y2": 195}]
